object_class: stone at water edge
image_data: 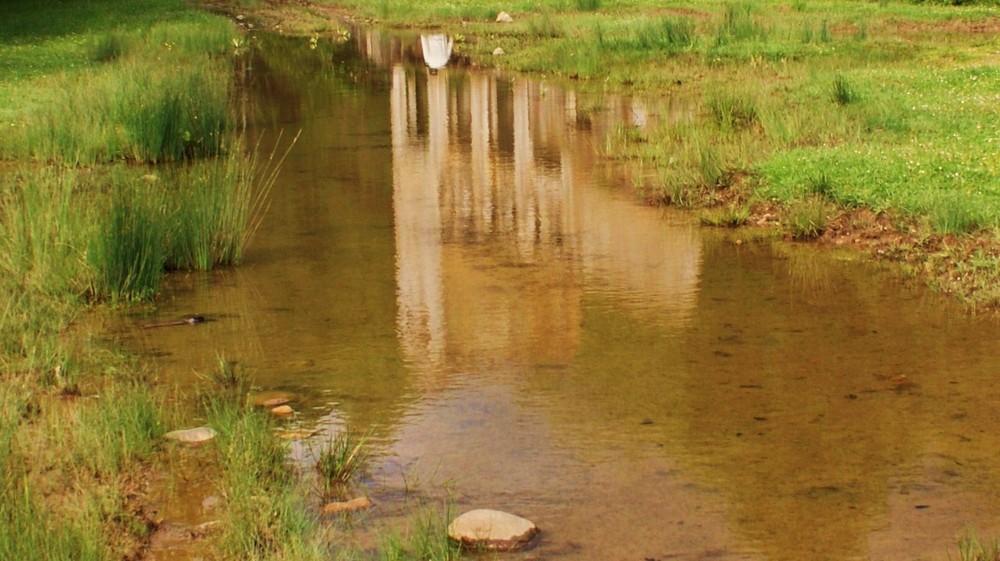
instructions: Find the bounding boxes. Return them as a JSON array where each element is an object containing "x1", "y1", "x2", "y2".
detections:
[
  {"x1": 496, "y1": 11, "x2": 514, "y2": 23},
  {"x1": 447, "y1": 509, "x2": 539, "y2": 551},
  {"x1": 163, "y1": 426, "x2": 217, "y2": 444}
]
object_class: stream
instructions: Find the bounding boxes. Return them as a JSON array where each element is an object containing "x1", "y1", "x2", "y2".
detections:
[{"x1": 133, "y1": 29, "x2": 1000, "y2": 561}]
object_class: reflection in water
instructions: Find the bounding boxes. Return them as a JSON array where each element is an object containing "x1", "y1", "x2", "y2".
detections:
[
  {"x1": 419, "y1": 34, "x2": 452, "y2": 70},
  {"x1": 389, "y1": 62, "x2": 700, "y2": 384},
  {"x1": 133, "y1": 31, "x2": 1000, "y2": 561}
]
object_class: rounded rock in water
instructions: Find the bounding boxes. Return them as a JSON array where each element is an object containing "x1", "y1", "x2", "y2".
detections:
[
  {"x1": 447, "y1": 509, "x2": 539, "y2": 551},
  {"x1": 164, "y1": 426, "x2": 217, "y2": 444}
]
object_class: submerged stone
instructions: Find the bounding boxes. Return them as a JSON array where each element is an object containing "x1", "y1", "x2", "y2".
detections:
[
  {"x1": 322, "y1": 496, "x2": 374, "y2": 515},
  {"x1": 447, "y1": 509, "x2": 539, "y2": 551},
  {"x1": 270, "y1": 405, "x2": 295, "y2": 417},
  {"x1": 252, "y1": 391, "x2": 295, "y2": 407},
  {"x1": 164, "y1": 426, "x2": 216, "y2": 444}
]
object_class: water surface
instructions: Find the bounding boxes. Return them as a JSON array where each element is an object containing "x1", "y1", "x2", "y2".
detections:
[{"x1": 135, "y1": 31, "x2": 1000, "y2": 561}]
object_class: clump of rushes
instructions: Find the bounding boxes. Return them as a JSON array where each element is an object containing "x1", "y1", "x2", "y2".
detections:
[
  {"x1": 203, "y1": 354, "x2": 250, "y2": 392},
  {"x1": 699, "y1": 204, "x2": 751, "y2": 227},
  {"x1": 716, "y1": 3, "x2": 767, "y2": 45},
  {"x1": 165, "y1": 133, "x2": 298, "y2": 270},
  {"x1": 313, "y1": 430, "x2": 371, "y2": 498},
  {"x1": 634, "y1": 17, "x2": 695, "y2": 51},
  {"x1": 832, "y1": 74, "x2": 860, "y2": 106},
  {"x1": 707, "y1": 89, "x2": 760, "y2": 131},
  {"x1": 787, "y1": 196, "x2": 830, "y2": 239},
  {"x1": 956, "y1": 528, "x2": 1000, "y2": 561},
  {"x1": 89, "y1": 180, "x2": 166, "y2": 301}
]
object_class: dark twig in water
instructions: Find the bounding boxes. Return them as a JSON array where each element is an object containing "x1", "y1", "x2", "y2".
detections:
[{"x1": 142, "y1": 315, "x2": 206, "y2": 329}]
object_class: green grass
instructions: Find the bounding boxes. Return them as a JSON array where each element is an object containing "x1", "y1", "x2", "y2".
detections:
[
  {"x1": 831, "y1": 74, "x2": 861, "y2": 105},
  {"x1": 956, "y1": 528, "x2": 1000, "y2": 561},
  {"x1": 313, "y1": 430, "x2": 371, "y2": 497},
  {"x1": 787, "y1": 196, "x2": 831, "y2": 239},
  {"x1": 206, "y1": 395, "x2": 325, "y2": 561},
  {"x1": 700, "y1": 204, "x2": 752, "y2": 227},
  {"x1": 0, "y1": 2, "x2": 292, "y2": 560},
  {"x1": 375, "y1": 504, "x2": 462, "y2": 561},
  {"x1": 90, "y1": 181, "x2": 167, "y2": 301},
  {"x1": 2, "y1": 39, "x2": 232, "y2": 163},
  {"x1": 75, "y1": 383, "x2": 163, "y2": 476}
]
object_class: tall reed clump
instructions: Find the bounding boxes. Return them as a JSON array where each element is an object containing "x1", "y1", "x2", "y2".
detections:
[
  {"x1": 89, "y1": 180, "x2": 166, "y2": 301},
  {"x1": 788, "y1": 196, "x2": 830, "y2": 239},
  {"x1": 206, "y1": 393, "x2": 325, "y2": 561},
  {"x1": 165, "y1": 133, "x2": 297, "y2": 270}
]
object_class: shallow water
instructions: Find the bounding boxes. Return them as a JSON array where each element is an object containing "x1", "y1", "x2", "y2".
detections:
[{"x1": 133, "y1": 31, "x2": 1000, "y2": 561}]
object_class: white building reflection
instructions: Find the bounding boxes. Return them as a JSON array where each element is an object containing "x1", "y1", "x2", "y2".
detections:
[{"x1": 390, "y1": 60, "x2": 702, "y2": 379}]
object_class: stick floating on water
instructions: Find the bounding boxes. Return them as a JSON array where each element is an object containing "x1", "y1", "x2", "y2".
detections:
[{"x1": 142, "y1": 315, "x2": 206, "y2": 329}]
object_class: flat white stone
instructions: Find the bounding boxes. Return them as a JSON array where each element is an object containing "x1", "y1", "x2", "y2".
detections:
[
  {"x1": 164, "y1": 426, "x2": 217, "y2": 444},
  {"x1": 447, "y1": 509, "x2": 538, "y2": 551}
]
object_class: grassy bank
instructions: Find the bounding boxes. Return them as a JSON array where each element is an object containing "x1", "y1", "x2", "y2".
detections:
[
  {"x1": 0, "y1": 0, "x2": 294, "y2": 558},
  {"x1": 288, "y1": 0, "x2": 1000, "y2": 308}
]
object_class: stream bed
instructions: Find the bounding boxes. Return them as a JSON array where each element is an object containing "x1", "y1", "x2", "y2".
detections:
[{"x1": 132, "y1": 30, "x2": 1000, "y2": 561}]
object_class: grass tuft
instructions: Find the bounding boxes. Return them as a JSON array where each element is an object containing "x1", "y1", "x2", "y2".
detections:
[
  {"x1": 956, "y1": 528, "x2": 1000, "y2": 561},
  {"x1": 716, "y1": 3, "x2": 767, "y2": 45},
  {"x1": 708, "y1": 89, "x2": 761, "y2": 130},
  {"x1": 207, "y1": 396, "x2": 325, "y2": 561},
  {"x1": 700, "y1": 204, "x2": 751, "y2": 227},
  {"x1": 89, "y1": 182, "x2": 166, "y2": 302},
  {"x1": 788, "y1": 196, "x2": 830, "y2": 239},
  {"x1": 313, "y1": 430, "x2": 371, "y2": 497},
  {"x1": 832, "y1": 74, "x2": 861, "y2": 106}
]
